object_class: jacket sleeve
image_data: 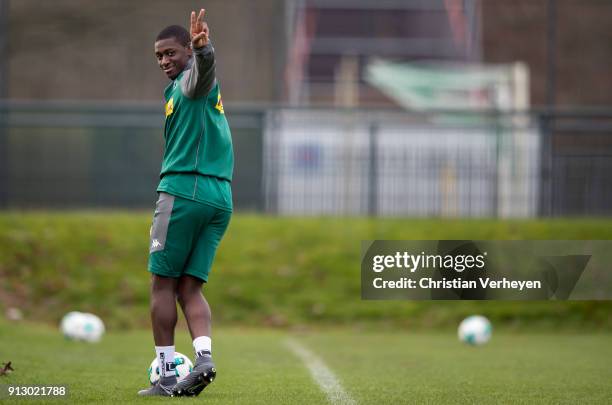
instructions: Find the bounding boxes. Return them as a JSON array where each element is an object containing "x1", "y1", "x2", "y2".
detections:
[{"x1": 180, "y1": 43, "x2": 216, "y2": 99}]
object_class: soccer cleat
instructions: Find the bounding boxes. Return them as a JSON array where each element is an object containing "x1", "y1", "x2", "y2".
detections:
[
  {"x1": 172, "y1": 356, "x2": 216, "y2": 397},
  {"x1": 137, "y1": 376, "x2": 177, "y2": 397}
]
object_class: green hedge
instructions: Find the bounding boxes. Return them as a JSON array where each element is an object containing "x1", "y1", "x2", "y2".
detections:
[{"x1": 1, "y1": 212, "x2": 611, "y2": 330}]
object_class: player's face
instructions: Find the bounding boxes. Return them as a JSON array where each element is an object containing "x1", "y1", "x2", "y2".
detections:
[{"x1": 154, "y1": 37, "x2": 192, "y2": 80}]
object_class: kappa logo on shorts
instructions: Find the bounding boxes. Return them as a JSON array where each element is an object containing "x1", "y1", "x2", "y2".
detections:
[{"x1": 151, "y1": 239, "x2": 162, "y2": 249}]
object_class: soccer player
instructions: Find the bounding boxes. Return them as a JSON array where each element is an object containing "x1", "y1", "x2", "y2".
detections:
[{"x1": 138, "y1": 8, "x2": 233, "y2": 397}]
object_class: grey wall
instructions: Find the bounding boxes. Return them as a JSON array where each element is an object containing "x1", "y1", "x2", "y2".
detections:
[{"x1": 8, "y1": 0, "x2": 286, "y2": 104}]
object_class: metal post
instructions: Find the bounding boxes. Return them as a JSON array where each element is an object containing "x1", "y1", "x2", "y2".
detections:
[
  {"x1": 546, "y1": 0, "x2": 557, "y2": 109},
  {"x1": 368, "y1": 122, "x2": 378, "y2": 216},
  {"x1": 541, "y1": 0, "x2": 557, "y2": 216},
  {"x1": 0, "y1": 0, "x2": 9, "y2": 208}
]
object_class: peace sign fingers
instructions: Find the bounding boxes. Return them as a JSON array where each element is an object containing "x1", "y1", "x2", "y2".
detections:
[{"x1": 190, "y1": 9, "x2": 209, "y2": 49}]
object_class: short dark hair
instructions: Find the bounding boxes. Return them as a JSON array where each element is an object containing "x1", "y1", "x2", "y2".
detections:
[{"x1": 156, "y1": 25, "x2": 190, "y2": 47}]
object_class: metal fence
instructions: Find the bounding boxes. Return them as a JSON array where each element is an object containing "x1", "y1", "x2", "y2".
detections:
[
  {"x1": 0, "y1": 101, "x2": 265, "y2": 210},
  {"x1": 264, "y1": 108, "x2": 540, "y2": 217},
  {"x1": 0, "y1": 101, "x2": 610, "y2": 216},
  {"x1": 540, "y1": 109, "x2": 612, "y2": 216}
]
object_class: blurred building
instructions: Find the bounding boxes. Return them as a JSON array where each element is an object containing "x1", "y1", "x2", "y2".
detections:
[
  {"x1": 285, "y1": 0, "x2": 482, "y2": 106},
  {"x1": 285, "y1": 0, "x2": 612, "y2": 108}
]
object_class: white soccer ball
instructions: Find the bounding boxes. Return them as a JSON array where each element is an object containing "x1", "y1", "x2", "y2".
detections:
[
  {"x1": 60, "y1": 311, "x2": 85, "y2": 339},
  {"x1": 79, "y1": 313, "x2": 105, "y2": 342},
  {"x1": 458, "y1": 315, "x2": 492, "y2": 346},
  {"x1": 60, "y1": 311, "x2": 105, "y2": 343},
  {"x1": 148, "y1": 352, "x2": 193, "y2": 385}
]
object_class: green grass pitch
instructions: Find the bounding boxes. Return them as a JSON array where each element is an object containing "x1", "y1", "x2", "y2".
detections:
[{"x1": 1, "y1": 320, "x2": 610, "y2": 404}]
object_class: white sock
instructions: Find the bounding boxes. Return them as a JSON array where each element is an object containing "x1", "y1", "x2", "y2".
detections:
[
  {"x1": 155, "y1": 345, "x2": 176, "y2": 378},
  {"x1": 193, "y1": 336, "x2": 212, "y2": 358}
]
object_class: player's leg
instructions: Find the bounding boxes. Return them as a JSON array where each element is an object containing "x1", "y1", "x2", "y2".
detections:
[
  {"x1": 139, "y1": 193, "x2": 199, "y2": 396},
  {"x1": 138, "y1": 275, "x2": 180, "y2": 396},
  {"x1": 174, "y1": 278, "x2": 216, "y2": 397},
  {"x1": 173, "y1": 207, "x2": 231, "y2": 397},
  {"x1": 151, "y1": 274, "x2": 179, "y2": 346},
  {"x1": 177, "y1": 274, "x2": 211, "y2": 339}
]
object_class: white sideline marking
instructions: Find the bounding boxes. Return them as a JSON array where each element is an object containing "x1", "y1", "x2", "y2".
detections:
[{"x1": 285, "y1": 339, "x2": 357, "y2": 405}]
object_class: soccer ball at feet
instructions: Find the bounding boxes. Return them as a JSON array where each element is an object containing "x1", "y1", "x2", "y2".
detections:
[{"x1": 148, "y1": 352, "x2": 193, "y2": 385}]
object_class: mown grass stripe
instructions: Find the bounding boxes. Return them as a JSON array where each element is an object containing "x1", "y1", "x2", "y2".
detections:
[{"x1": 285, "y1": 339, "x2": 356, "y2": 405}]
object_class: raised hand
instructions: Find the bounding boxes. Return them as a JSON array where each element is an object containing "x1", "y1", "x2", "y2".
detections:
[{"x1": 190, "y1": 9, "x2": 209, "y2": 49}]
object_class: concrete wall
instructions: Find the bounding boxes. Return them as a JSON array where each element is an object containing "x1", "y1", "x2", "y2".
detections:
[{"x1": 7, "y1": 0, "x2": 286, "y2": 103}]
